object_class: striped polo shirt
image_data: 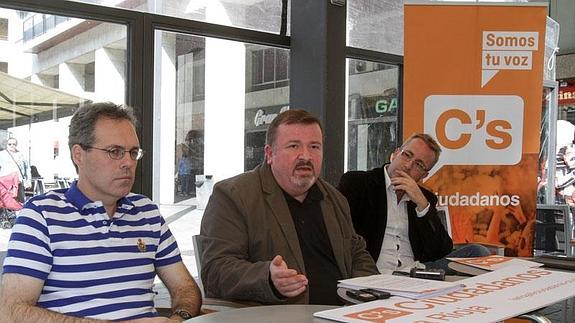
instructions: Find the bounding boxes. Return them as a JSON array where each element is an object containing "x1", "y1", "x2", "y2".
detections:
[{"x1": 2, "y1": 182, "x2": 182, "y2": 320}]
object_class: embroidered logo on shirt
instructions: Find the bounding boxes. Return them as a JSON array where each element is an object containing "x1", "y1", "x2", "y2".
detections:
[{"x1": 137, "y1": 238, "x2": 147, "y2": 252}]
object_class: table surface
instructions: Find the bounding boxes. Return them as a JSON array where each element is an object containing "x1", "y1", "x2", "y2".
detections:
[{"x1": 184, "y1": 304, "x2": 337, "y2": 323}]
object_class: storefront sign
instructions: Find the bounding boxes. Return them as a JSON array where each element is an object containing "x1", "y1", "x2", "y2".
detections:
[
  {"x1": 349, "y1": 89, "x2": 398, "y2": 120},
  {"x1": 375, "y1": 97, "x2": 397, "y2": 114},
  {"x1": 404, "y1": 2, "x2": 547, "y2": 256},
  {"x1": 559, "y1": 83, "x2": 575, "y2": 105},
  {"x1": 244, "y1": 105, "x2": 289, "y2": 131}
]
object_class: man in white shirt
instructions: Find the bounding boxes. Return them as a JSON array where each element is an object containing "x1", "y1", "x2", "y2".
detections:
[{"x1": 338, "y1": 133, "x2": 489, "y2": 273}]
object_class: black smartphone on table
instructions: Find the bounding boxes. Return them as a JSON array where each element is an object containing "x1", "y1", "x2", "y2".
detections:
[
  {"x1": 345, "y1": 289, "x2": 377, "y2": 302},
  {"x1": 360, "y1": 288, "x2": 391, "y2": 299},
  {"x1": 409, "y1": 267, "x2": 446, "y2": 281}
]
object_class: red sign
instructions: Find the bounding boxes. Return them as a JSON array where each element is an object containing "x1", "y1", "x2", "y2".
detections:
[{"x1": 559, "y1": 84, "x2": 575, "y2": 105}]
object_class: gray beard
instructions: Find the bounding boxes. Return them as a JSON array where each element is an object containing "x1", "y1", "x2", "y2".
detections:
[{"x1": 290, "y1": 174, "x2": 316, "y2": 189}]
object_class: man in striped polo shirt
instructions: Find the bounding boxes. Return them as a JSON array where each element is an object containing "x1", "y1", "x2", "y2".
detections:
[{"x1": 0, "y1": 102, "x2": 201, "y2": 322}]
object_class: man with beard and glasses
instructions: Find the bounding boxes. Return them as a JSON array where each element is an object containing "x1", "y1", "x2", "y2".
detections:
[{"x1": 199, "y1": 109, "x2": 377, "y2": 305}]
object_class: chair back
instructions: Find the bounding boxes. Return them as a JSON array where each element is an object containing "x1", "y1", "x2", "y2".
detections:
[
  {"x1": 436, "y1": 206, "x2": 452, "y2": 237},
  {"x1": 191, "y1": 234, "x2": 204, "y2": 297},
  {"x1": 535, "y1": 204, "x2": 574, "y2": 257}
]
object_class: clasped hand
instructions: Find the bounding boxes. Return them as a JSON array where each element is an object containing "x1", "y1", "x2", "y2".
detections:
[{"x1": 390, "y1": 170, "x2": 428, "y2": 211}]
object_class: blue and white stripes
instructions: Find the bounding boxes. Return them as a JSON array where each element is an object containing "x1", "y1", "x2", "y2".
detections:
[{"x1": 2, "y1": 183, "x2": 181, "y2": 320}]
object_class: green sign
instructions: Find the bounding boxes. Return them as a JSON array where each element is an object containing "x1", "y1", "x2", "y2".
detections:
[{"x1": 375, "y1": 98, "x2": 398, "y2": 114}]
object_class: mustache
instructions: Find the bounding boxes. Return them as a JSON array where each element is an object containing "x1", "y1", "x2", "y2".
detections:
[{"x1": 295, "y1": 160, "x2": 314, "y2": 170}]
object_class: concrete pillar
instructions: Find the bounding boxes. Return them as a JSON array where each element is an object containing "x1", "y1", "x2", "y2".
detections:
[
  {"x1": 95, "y1": 47, "x2": 125, "y2": 104},
  {"x1": 203, "y1": 37, "x2": 245, "y2": 182},
  {"x1": 153, "y1": 32, "x2": 177, "y2": 204},
  {"x1": 291, "y1": 0, "x2": 346, "y2": 185},
  {"x1": 188, "y1": 0, "x2": 246, "y2": 182},
  {"x1": 59, "y1": 62, "x2": 85, "y2": 97}
]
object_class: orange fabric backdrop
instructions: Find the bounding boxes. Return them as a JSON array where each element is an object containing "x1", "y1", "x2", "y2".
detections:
[{"x1": 404, "y1": 3, "x2": 547, "y2": 256}]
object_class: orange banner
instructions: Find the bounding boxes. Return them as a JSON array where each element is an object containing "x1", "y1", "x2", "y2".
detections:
[{"x1": 404, "y1": 2, "x2": 547, "y2": 256}]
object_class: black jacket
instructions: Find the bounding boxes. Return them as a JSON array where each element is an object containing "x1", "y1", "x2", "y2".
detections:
[{"x1": 337, "y1": 165, "x2": 453, "y2": 263}]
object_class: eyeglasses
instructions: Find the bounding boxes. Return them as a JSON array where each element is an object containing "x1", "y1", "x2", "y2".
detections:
[
  {"x1": 399, "y1": 149, "x2": 428, "y2": 172},
  {"x1": 84, "y1": 145, "x2": 145, "y2": 161}
]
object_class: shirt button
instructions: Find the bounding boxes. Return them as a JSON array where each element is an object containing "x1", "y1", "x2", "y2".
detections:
[{"x1": 103, "y1": 221, "x2": 107, "y2": 225}]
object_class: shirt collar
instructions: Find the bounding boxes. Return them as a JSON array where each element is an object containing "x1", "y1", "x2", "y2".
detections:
[
  {"x1": 282, "y1": 183, "x2": 324, "y2": 204},
  {"x1": 384, "y1": 165, "x2": 393, "y2": 191},
  {"x1": 65, "y1": 180, "x2": 134, "y2": 211},
  {"x1": 306, "y1": 183, "x2": 324, "y2": 201}
]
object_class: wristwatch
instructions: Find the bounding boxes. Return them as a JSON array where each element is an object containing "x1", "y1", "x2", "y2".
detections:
[{"x1": 172, "y1": 309, "x2": 193, "y2": 320}]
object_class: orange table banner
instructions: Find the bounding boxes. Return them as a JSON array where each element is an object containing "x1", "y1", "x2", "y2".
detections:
[
  {"x1": 315, "y1": 266, "x2": 575, "y2": 322},
  {"x1": 404, "y1": 2, "x2": 547, "y2": 256}
]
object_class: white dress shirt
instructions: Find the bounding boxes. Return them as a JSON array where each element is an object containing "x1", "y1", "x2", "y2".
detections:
[{"x1": 375, "y1": 166, "x2": 429, "y2": 273}]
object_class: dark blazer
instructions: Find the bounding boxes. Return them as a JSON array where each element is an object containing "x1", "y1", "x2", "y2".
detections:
[
  {"x1": 199, "y1": 162, "x2": 378, "y2": 304},
  {"x1": 337, "y1": 164, "x2": 453, "y2": 263}
]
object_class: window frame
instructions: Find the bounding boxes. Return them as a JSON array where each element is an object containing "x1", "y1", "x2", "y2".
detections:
[{"x1": 0, "y1": 0, "x2": 403, "y2": 194}]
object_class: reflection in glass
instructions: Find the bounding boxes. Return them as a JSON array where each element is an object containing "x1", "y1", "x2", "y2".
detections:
[
  {"x1": 346, "y1": 59, "x2": 400, "y2": 171},
  {"x1": 0, "y1": 8, "x2": 126, "y2": 203},
  {"x1": 538, "y1": 87, "x2": 552, "y2": 204},
  {"x1": 347, "y1": 0, "x2": 403, "y2": 55},
  {"x1": 154, "y1": 31, "x2": 289, "y2": 206},
  {"x1": 67, "y1": 0, "x2": 289, "y2": 35}
]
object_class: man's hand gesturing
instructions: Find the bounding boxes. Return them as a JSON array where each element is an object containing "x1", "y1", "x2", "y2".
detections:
[{"x1": 269, "y1": 255, "x2": 308, "y2": 298}]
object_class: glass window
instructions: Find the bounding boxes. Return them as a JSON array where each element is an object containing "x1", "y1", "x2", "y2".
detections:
[
  {"x1": 0, "y1": 18, "x2": 7, "y2": 41},
  {"x1": 347, "y1": 0, "x2": 403, "y2": 55},
  {"x1": 0, "y1": 7, "x2": 127, "y2": 213},
  {"x1": 23, "y1": 13, "x2": 72, "y2": 43},
  {"x1": 153, "y1": 30, "x2": 289, "y2": 207},
  {"x1": 23, "y1": 15, "x2": 33, "y2": 41},
  {"x1": 251, "y1": 50, "x2": 263, "y2": 85},
  {"x1": 67, "y1": 0, "x2": 290, "y2": 35},
  {"x1": 538, "y1": 86, "x2": 554, "y2": 204},
  {"x1": 555, "y1": 80, "x2": 575, "y2": 205},
  {"x1": 347, "y1": 0, "x2": 537, "y2": 55},
  {"x1": 346, "y1": 58, "x2": 400, "y2": 171},
  {"x1": 33, "y1": 14, "x2": 44, "y2": 38},
  {"x1": 44, "y1": 14, "x2": 55, "y2": 31},
  {"x1": 247, "y1": 46, "x2": 289, "y2": 92},
  {"x1": 276, "y1": 50, "x2": 288, "y2": 80},
  {"x1": 56, "y1": 15, "x2": 69, "y2": 25},
  {"x1": 263, "y1": 48, "x2": 275, "y2": 83}
]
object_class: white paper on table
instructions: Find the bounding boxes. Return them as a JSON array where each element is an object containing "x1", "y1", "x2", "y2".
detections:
[{"x1": 338, "y1": 274, "x2": 464, "y2": 299}]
